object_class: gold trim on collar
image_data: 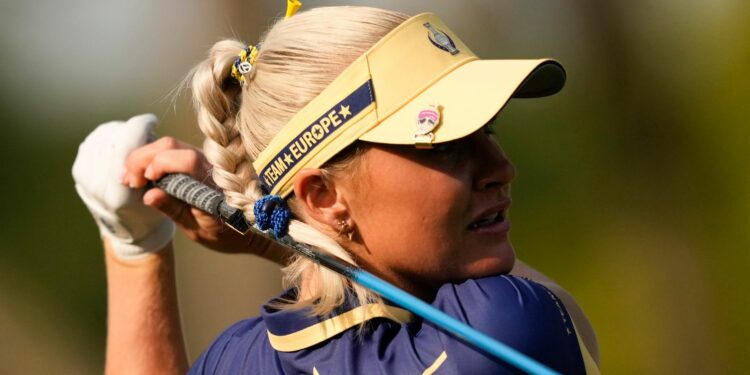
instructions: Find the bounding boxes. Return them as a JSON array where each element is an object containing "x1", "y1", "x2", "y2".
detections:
[
  {"x1": 572, "y1": 320, "x2": 600, "y2": 375},
  {"x1": 267, "y1": 303, "x2": 413, "y2": 352}
]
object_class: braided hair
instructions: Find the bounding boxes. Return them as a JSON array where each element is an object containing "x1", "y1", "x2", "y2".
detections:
[{"x1": 189, "y1": 7, "x2": 409, "y2": 315}]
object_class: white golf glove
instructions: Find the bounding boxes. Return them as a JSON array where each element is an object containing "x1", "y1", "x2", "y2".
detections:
[{"x1": 72, "y1": 114, "x2": 175, "y2": 260}]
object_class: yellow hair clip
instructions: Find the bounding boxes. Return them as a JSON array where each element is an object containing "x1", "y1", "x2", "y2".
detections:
[
  {"x1": 285, "y1": 0, "x2": 302, "y2": 19},
  {"x1": 231, "y1": 0, "x2": 300, "y2": 86},
  {"x1": 231, "y1": 45, "x2": 260, "y2": 86}
]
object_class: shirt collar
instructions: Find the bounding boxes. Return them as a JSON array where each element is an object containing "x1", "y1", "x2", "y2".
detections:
[{"x1": 262, "y1": 288, "x2": 413, "y2": 352}]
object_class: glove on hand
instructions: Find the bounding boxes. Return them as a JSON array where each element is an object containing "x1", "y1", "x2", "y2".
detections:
[{"x1": 72, "y1": 114, "x2": 175, "y2": 260}]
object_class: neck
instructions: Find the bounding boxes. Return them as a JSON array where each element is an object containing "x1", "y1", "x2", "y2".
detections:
[{"x1": 296, "y1": 252, "x2": 439, "y2": 306}]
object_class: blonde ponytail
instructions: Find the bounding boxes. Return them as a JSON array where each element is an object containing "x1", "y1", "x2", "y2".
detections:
[{"x1": 190, "y1": 7, "x2": 409, "y2": 316}]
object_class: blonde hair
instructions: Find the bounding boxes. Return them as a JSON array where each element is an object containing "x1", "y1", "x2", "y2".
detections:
[{"x1": 190, "y1": 7, "x2": 409, "y2": 316}]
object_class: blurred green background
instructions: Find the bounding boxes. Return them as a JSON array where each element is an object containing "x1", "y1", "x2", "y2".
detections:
[{"x1": 1, "y1": 0, "x2": 748, "y2": 373}]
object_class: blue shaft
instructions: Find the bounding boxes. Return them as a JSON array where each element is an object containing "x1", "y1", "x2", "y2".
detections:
[{"x1": 353, "y1": 271, "x2": 560, "y2": 375}]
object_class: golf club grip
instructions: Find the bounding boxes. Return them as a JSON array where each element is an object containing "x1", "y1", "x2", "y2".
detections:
[{"x1": 152, "y1": 174, "x2": 223, "y2": 216}]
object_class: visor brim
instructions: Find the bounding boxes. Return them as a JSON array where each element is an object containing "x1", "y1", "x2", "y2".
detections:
[{"x1": 359, "y1": 59, "x2": 565, "y2": 145}]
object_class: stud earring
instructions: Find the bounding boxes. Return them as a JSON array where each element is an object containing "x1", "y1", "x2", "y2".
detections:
[{"x1": 338, "y1": 220, "x2": 353, "y2": 241}]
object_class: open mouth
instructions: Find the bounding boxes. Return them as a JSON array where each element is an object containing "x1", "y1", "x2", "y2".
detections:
[{"x1": 467, "y1": 210, "x2": 506, "y2": 230}]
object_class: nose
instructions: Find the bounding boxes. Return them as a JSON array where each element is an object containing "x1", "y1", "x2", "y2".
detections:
[{"x1": 469, "y1": 132, "x2": 515, "y2": 191}]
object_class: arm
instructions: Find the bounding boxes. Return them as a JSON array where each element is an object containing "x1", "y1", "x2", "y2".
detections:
[
  {"x1": 103, "y1": 239, "x2": 187, "y2": 375},
  {"x1": 511, "y1": 259, "x2": 600, "y2": 365},
  {"x1": 75, "y1": 115, "x2": 287, "y2": 374}
]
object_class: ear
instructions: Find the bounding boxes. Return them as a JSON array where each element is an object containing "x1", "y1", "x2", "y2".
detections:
[{"x1": 293, "y1": 168, "x2": 350, "y2": 232}]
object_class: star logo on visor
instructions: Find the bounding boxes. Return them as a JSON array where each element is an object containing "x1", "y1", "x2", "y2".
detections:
[
  {"x1": 311, "y1": 126, "x2": 324, "y2": 139},
  {"x1": 338, "y1": 105, "x2": 352, "y2": 119}
]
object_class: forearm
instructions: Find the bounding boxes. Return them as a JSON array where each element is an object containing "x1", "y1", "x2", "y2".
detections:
[{"x1": 104, "y1": 238, "x2": 188, "y2": 375}]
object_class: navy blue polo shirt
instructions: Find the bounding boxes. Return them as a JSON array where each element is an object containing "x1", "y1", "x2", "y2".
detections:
[{"x1": 189, "y1": 275, "x2": 593, "y2": 374}]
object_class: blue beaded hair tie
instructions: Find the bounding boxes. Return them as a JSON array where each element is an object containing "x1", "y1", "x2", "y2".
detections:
[{"x1": 253, "y1": 195, "x2": 291, "y2": 238}]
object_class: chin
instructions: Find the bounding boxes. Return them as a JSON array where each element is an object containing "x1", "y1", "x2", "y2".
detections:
[{"x1": 454, "y1": 241, "x2": 516, "y2": 281}]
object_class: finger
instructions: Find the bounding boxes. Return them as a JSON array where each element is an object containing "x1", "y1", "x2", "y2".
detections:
[
  {"x1": 144, "y1": 189, "x2": 221, "y2": 242},
  {"x1": 124, "y1": 137, "x2": 194, "y2": 188},
  {"x1": 145, "y1": 149, "x2": 210, "y2": 182},
  {"x1": 142, "y1": 187, "x2": 169, "y2": 208},
  {"x1": 143, "y1": 188, "x2": 194, "y2": 226}
]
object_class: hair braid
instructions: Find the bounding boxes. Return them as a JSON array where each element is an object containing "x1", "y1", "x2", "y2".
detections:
[
  {"x1": 191, "y1": 40, "x2": 260, "y2": 218},
  {"x1": 189, "y1": 7, "x2": 410, "y2": 316}
]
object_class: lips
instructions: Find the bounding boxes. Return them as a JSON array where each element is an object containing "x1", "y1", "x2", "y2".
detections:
[
  {"x1": 468, "y1": 212, "x2": 503, "y2": 229},
  {"x1": 467, "y1": 199, "x2": 511, "y2": 230}
]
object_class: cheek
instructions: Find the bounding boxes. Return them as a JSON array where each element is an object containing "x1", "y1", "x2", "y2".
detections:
[{"x1": 354, "y1": 164, "x2": 469, "y2": 272}]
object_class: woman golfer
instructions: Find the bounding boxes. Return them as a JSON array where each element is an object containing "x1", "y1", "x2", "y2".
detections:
[{"x1": 73, "y1": 5, "x2": 600, "y2": 374}]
